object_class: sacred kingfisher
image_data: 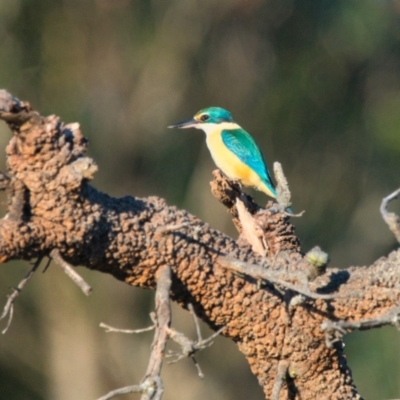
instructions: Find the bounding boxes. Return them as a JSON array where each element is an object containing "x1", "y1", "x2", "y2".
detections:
[{"x1": 168, "y1": 107, "x2": 277, "y2": 200}]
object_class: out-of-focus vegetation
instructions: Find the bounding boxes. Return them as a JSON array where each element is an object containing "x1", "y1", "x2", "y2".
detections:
[{"x1": 0, "y1": 0, "x2": 400, "y2": 399}]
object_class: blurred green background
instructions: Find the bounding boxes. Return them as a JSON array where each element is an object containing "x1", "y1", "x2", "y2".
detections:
[{"x1": 0, "y1": 0, "x2": 400, "y2": 399}]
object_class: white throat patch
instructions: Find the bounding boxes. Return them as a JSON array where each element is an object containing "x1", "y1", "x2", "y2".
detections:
[{"x1": 197, "y1": 122, "x2": 240, "y2": 135}]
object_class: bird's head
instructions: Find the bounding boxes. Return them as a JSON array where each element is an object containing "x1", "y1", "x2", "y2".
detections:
[{"x1": 168, "y1": 107, "x2": 235, "y2": 133}]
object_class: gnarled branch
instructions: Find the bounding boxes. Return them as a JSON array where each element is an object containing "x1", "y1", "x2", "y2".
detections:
[{"x1": 1, "y1": 89, "x2": 400, "y2": 399}]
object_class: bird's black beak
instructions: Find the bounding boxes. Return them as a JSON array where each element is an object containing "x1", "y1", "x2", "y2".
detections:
[{"x1": 168, "y1": 118, "x2": 198, "y2": 129}]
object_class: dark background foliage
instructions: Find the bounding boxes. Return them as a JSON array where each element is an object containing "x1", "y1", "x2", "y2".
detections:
[{"x1": 0, "y1": 1, "x2": 399, "y2": 398}]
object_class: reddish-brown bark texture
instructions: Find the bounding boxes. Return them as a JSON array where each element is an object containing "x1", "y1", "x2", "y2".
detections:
[{"x1": 0, "y1": 89, "x2": 399, "y2": 399}]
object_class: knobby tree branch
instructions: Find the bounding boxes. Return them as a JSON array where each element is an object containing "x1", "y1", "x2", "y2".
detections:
[{"x1": 0, "y1": 89, "x2": 399, "y2": 399}]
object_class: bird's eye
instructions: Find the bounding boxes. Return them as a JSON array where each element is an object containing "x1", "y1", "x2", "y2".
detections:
[{"x1": 200, "y1": 114, "x2": 210, "y2": 122}]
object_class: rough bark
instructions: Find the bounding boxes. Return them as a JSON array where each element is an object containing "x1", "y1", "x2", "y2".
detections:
[{"x1": 0, "y1": 89, "x2": 399, "y2": 399}]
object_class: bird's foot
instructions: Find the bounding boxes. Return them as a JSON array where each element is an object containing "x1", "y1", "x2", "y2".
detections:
[
  {"x1": 283, "y1": 207, "x2": 305, "y2": 218},
  {"x1": 269, "y1": 203, "x2": 304, "y2": 217}
]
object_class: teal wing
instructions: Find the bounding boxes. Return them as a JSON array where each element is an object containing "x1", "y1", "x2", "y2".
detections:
[{"x1": 221, "y1": 128, "x2": 276, "y2": 195}]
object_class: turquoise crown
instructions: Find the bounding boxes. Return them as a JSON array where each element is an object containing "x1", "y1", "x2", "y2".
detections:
[{"x1": 195, "y1": 107, "x2": 234, "y2": 124}]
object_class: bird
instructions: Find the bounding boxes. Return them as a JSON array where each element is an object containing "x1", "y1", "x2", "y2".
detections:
[{"x1": 168, "y1": 106, "x2": 277, "y2": 200}]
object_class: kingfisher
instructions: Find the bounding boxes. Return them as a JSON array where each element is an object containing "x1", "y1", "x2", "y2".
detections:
[{"x1": 168, "y1": 107, "x2": 277, "y2": 200}]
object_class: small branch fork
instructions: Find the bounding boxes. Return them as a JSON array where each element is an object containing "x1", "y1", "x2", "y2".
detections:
[
  {"x1": 166, "y1": 303, "x2": 225, "y2": 378},
  {"x1": 0, "y1": 250, "x2": 92, "y2": 334},
  {"x1": 98, "y1": 266, "x2": 224, "y2": 400},
  {"x1": 321, "y1": 304, "x2": 400, "y2": 348}
]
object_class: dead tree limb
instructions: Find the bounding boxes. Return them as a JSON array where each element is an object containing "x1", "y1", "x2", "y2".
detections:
[{"x1": 0, "y1": 89, "x2": 400, "y2": 399}]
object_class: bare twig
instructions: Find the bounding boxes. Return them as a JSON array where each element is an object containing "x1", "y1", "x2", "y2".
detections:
[
  {"x1": 271, "y1": 360, "x2": 289, "y2": 400},
  {"x1": 321, "y1": 304, "x2": 400, "y2": 348},
  {"x1": 141, "y1": 376, "x2": 164, "y2": 400},
  {"x1": 97, "y1": 378, "x2": 164, "y2": 400},
  {"x1": 285, "y1": 209, "x2": 305, "y2": 218},
  {"x1": 50, "y1": 249, "x2": 92, "y2": 296},
  {"x1": 380, "y1": 188, "x2": 400, "y2": 243},
  {"x1": 97, "y1": 385, "x2": 142, "y2": 400},
  {"x1": 139, "y1": 264, "x2": 172, "y2": 400},
  {"x1": 98, "y1": 265, "x2": 172, "y2": 400},
  {"x1": 166, "y1": 328, "x2": 204, "y2": 377},
  {"x1": 218, "y1": 257, "x2": 354, "y2": 300},
  {"x1": 167, "y1": 303, "x2": 224, "y2": 378},
  {"x1": 188, "y1": 303, "x2": 202, "y2": 342},
  {"x1": 42, "y1": 258, "x2": 52, "y2": 274},
  {"x1": 168, "y1": 325, "x2": 224, "y2": 355},
  {"x1": 0, "y1": 257, "x2": 43, "y2": 334},
  {"x1": 100, "y1": 322, "x2": 155, "y2": 334},
  {"x1": 167, "y1": 325, "x2": 225, "y2": 378},
  {"x1": 1, "y1": 301, "x2": 13, "y2": 334}
]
